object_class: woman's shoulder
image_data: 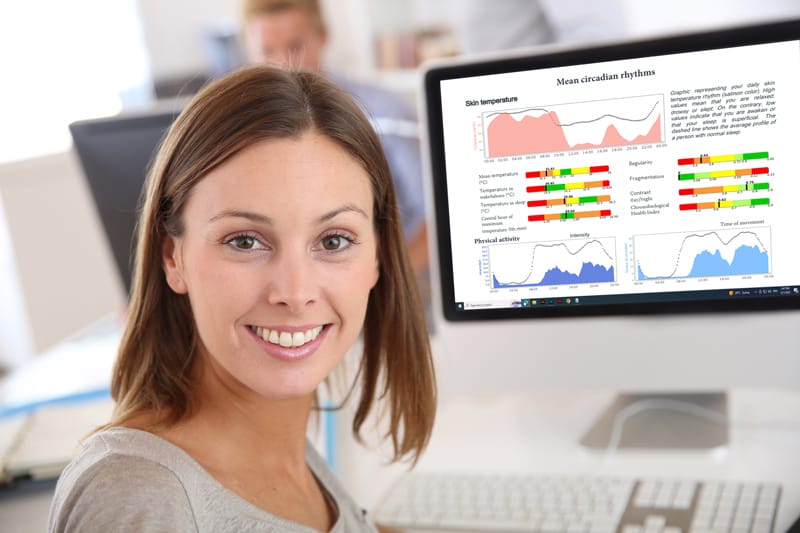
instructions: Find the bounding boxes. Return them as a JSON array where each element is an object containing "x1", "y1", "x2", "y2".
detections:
[{"x1": 48, "y1": 427, "x2": 199, "y2": 532}]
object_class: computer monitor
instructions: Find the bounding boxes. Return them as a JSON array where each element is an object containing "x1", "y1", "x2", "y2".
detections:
[
  {"x1": 69, "y1": 107, "x2": 180, "y2": 296},
  {"x1": 421, "y1": 19, "x2": 800, "y2": 448}
]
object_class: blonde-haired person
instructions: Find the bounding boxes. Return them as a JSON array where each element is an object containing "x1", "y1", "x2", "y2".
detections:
[
  {"x1": 48, "y1": 65, "x2": 436, "y2": 532},
  {"x1": 240, "y1": 0, "x2": 430, "y2": 293}
]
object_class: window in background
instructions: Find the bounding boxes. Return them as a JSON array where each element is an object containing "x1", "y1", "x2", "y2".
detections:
[{"x1": 0, "y1": 0, "x2": 152, "y2": 164}]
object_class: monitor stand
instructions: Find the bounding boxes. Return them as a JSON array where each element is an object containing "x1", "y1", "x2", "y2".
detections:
[{"x1": 580, "y1": 392, "x2": 728, "y2": 450}]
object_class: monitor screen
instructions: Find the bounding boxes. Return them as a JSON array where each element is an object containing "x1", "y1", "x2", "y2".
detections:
[
  {"x1": 421, "y1": 19, "x2": 800, "y2": 396},
  {"x1": 69, "y1": 109, "x2": 178, "y2": 296},
  {"x1": 424, "y1": 19, "x2": 800, "y2": 322}
]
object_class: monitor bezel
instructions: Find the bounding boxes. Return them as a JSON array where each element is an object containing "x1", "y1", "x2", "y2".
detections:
[
  {"x1": 69, "y1": 109, "x2": 179, "y2": 296},
  {"x1": 423, "y1": 18, "x2": 800, "y2": 321}
]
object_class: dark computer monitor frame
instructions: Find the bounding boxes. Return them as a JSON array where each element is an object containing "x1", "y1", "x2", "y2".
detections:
[
  {"x1": 69, "y1": 109, "x2": 179, "y2": 296},
  {"x1": 423, "y1": 18, "x2": 800, "y2": 322}
]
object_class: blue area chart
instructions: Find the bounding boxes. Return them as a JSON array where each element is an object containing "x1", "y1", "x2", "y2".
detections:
[
  {"x1": 638, "y1": 244, "x2": 769, "y2": 280},
  {"x1": 494, "y1": 263, "x2": 615, "y2": 288},
  {"x1": 489, "y1": 238, "x2": 617, "y2": 289}
]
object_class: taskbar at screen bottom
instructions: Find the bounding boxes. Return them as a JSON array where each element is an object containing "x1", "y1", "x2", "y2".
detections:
[{"x1": 456, "y1": 285, "x2": 800, "y2": 312}]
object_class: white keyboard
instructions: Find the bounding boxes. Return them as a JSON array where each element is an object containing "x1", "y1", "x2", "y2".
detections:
[{"x1": 375, "y1": 473, "x2": 781, "y2": 533}]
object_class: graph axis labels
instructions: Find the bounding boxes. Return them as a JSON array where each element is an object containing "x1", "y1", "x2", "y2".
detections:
[{"x1": 484, "y1": 94, "x2": 665, "y2": 158}]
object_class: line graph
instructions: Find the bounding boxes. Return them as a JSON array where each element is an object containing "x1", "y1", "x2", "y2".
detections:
[
  {"x1": 634, "y1": 228, "x2": 771, "y2": 280},
  {"x1": 490, "y1": 237, "x2": 616, "y2": 288},
  {"x1": 484, "y1": 94, "x2": 664, "y2": 158}
]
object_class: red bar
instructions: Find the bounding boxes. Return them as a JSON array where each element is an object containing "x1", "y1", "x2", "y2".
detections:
[
  {"x1": 600, "y1": 209, "x2": 611, "y2": 217},
  {"x1": 680, "y1": 203, "x2": 698, "y2": 210},
  {"x1": 528, "y1": 214, "x2": 545, "y2": 221},
  {"x1": 601, "y1": 180, "x2": 610, "y2": 187},
  {"x1": 527, "y1": 200, "x2": 548, "y2": 207},
  {"x1": 679, "y1": 188, "x2": 694, "y2": 195},
  {"x1": 527, "y1": 185, "x2": 546, "y2": 193},
  {"x1": 751, "y1": 167, "x2": 769, "y2": 175},
  {"x1": 678, "y1": 158, "x2": 696, "y2": 165},
  {"x1": 525, "y1": 171, "x2": 541, "y2": 178},
  {"x1": 589, "y1": 165, "x2": 610, "y2": 173}
]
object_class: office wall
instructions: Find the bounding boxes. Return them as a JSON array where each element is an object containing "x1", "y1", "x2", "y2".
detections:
[
  {"x1": 623, "y1": 0, "x2": 800, "y2": 37},
  {"x1": 0, "y1": 152, "x2": 125, "y2": 360}
]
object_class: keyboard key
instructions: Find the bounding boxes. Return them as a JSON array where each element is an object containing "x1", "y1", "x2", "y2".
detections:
[{"x1": 375, "y1": 475, "x2": 780, "y2": 533}]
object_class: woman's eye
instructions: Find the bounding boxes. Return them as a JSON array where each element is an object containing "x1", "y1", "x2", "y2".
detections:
[
  {"x1": 321, "y1": 235, "x2": 343, "y2": 251},
  {"x1": 320, "y1": 233, "x2": 354, "y2": 252},
  {"x1": 226, "y1": 234, "x2": 264, "y2": 251}
]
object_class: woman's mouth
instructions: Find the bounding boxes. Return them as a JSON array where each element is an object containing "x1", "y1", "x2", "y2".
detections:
[{"x1": 247, "y1": 325, "x2": 324, "y2": 348}]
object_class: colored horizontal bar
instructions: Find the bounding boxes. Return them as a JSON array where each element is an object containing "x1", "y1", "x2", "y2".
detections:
[
  {"x1": 679, "y1": 198, "x2": 770, "y2": 210},
  {"x1": 528, "y1": 209, "x2": 611, "y2": 222},
  {"x1": 526, "y1": 179, "x2": 609, "y2": 193},
  {"x1": 525, "y1": 165, "x2": 609, "y2": 178},
  {"x1": 678, "y1": 167, "x2": 769, "y2": 180},
  {"x1": 677, "y1": 152, "x2": 769, "y2": 165},
  {"x1": 527, "y1": 194, "x2": 611, "y2": 207},
  {"x1": 678, "y1": 182, "x2": 770, "y2": 195}
]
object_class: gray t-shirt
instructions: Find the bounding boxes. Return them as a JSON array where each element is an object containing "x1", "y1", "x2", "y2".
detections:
[{"x1": 48, "y1": 427, "x2": 378, "y2": 532}]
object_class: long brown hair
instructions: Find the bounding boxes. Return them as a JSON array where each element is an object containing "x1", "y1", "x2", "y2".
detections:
[{"x1": 109, "y1": 65, "x2": 435, "y2": 462}]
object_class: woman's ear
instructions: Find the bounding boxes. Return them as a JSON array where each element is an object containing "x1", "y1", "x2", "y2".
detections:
[{"x1": 162, "y1": 235, "x2": 188, "y2": 294}]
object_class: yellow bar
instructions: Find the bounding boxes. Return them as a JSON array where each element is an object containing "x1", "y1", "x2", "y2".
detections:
[
  {"x1": 709, "y1": 154, "x2": 737, "y2": 163},
  {"x1": 571, "y1": 167, "x2": 591, "y2": 175},
  {"x1": 709, "y1": 170, "x2": 736, "y2": 178},
  {"x1": 565, "y1": 197, "x2": 580, "y2": 204},
  {"x1": 565, "y1": 182, "x2": 585, "y2": 190},
  {"x1": 722, "y1": 185, "x2": 740, "y2": 193},
  {"x1": 718, "y1": 200, "x2": 734, "y2": 208}
]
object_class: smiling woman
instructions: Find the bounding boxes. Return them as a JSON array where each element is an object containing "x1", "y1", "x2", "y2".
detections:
[{"x1": 47, "y1": 65, "x2": 436, "y2": 533}]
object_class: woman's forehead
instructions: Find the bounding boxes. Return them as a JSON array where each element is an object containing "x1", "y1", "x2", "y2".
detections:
[{"x1": 183, "y1": 133, "x2": 375, "y2": 225}]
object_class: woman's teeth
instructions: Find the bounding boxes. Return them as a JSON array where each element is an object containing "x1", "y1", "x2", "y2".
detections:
[{"x1": 249, "y1": 325, "x2": 323, "y2": 348}]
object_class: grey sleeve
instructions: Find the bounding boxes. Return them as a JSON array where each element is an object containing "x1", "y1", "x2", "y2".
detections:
[{"x1": 49, "y1": 455, "x2": 197, "y2": 533}]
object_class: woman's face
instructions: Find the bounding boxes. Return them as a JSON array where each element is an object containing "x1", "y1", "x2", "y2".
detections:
[{"x1": 162, "y1": 131, "x2": 379, "y2": 401}]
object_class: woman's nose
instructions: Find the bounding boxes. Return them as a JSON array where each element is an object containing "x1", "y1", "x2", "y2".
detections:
[{"x1": 265, "y1": 249, "x2": 318, "y2": 312}]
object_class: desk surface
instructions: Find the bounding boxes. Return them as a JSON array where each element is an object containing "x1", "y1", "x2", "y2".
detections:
[
  {"x1": 2, "y1": 323, "x2": 799, "y2": 532},
  {"x1": 335, "y1": 387, "x2": 800, "y2": 533}
]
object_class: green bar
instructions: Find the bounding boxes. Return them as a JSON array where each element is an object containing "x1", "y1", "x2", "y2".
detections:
[
  {"x1": 743, "y1": 151, "x2": 769, "y2": 160},
  {"x1": 579, "y1": 196, "x2": 598, "y2": 204},
  {"x1": 679, "y1": 173, "x2": 696, "y2": 181},
  {"x1": 546, "y1": 183, "x2": 566, "y2": 191},
  {"x1": 560, "y1": 168, "x2": 572, "y2": 175},
  {"x1": 753, "y1": 182, "x2": 769, "y2": 190},
  {"x1": 751, "y1": 197, "x2": 770, "y2": 206},
  {"x1": 561, "y1": 212, "x2": 575, "y2": 219},
  {"x1": 731, "y1": 199, "x2": 752, "y2": 207}
]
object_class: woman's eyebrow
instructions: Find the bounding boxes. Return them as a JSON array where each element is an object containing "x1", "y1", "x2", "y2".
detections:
[
  {"x1": 317, "y1": 204, "x2": 369, "y2": 223},
  {"x1": 207, "y1": 205, "x2": 369, "y2": 225},
  {"x1": 208, "y1": 210, "x2": 273, "y2": 224}
]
